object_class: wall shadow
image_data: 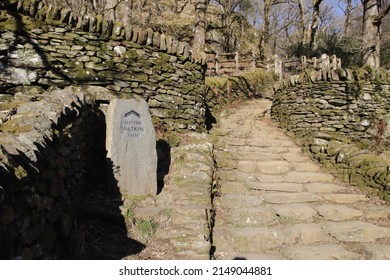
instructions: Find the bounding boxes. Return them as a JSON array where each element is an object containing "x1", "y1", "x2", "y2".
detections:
[
  {"x1": 205, "y1": 102, "x2": 217, "y2": 130},
  {"x1": 2, "y1": 0, "x2": 72, "y2": 84},
  {"x1": 156, "y1": 139, "x2": 171, "y2": 195},
  {"x1": 64, "y1": 105, "x2": 146, "y2": 259}
]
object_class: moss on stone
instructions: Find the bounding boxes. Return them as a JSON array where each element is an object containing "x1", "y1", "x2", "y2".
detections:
[
  {"x1": 1, "y1": 119, "x2": 32, "y2": 134},
  {"x1": 14, "y1": 165, "x2": 28, "y2": 179},
  {"x1": 0, "y1": 101, "x2": 22, "y2": 111},
  {"x1": 154, "y1": 58, "x2": 175, "y2": 73},
  {"x1": 0, "y1": 11, "x2": 17, "y2": 31}
]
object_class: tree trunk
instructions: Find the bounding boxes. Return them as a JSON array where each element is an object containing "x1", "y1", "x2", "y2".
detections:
[
  {"x1": 344, "y1": 0, "x2": 353, "y2": 35},
  {"x1": 362, "y1": 0, "x2": 381, "y2": 67},
  {"x1": 259, "y1": 0, "x2": 272, "y2": 62},
  {"x1": 308, "y1": 0, "x2": 323, "y2": 50},
  {"x1": 193, "y1": 0, "x2": 208, "y2": 51},
  {"x1": 297, "y1": 0, "x2": 307, "y2": 45}
]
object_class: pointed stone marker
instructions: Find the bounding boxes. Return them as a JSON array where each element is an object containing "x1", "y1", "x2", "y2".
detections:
[{"x1": 106, "y1": 98, "x2": 157, "y2": 196}]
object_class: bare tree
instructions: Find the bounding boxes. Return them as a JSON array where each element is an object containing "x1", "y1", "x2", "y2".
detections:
[
  {"x1": 193, "y1": 0, "x2": 208, "y2": 51},
  {"x1": 212, "y1": 0, "x2": 247, "y2": 52},
  {"x1": 361, "y1": 0, "x2": 390, "y2": 67},
  {"x1": 306, "y1": 0, "x2": 323, "y2": 50}
]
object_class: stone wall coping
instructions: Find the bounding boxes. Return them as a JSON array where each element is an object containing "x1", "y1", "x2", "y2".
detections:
[
  {"x1": 1, "y1": 0, "x2": 207, "y2": 65},
  {"x1": 274, "y1": 67, "x2": 390, "y2": 92},
  {"x1": 0, "y1": 86, "x2": 112, "y2": 172}
]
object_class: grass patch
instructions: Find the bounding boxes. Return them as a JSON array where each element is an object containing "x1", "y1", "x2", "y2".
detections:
[
  {"x1": 136, "y1": 219, "x2": 158, "y2": 241},
  {"x1": 161, "y1": 208, "x2": 174, "y2": 217}
]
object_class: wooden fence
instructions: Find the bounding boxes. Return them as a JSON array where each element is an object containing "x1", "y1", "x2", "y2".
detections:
[
  {"x1": 206, "y1": 52, "x2": 266, "y2": 77},
  {"x1": 206, "y1": 52, "x2": 341, "y2": 79}
]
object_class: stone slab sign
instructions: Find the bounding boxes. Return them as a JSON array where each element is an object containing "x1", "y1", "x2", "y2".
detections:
[{"x1": 106, "y1": 98, "x2": 157, "y2": 196}]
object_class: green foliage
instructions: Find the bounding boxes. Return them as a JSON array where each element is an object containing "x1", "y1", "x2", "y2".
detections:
[
  {"x1": 381, "y1": 39, "x2": 390, "y2": 69},
  {"x1": 136, "y1": 219, "x2": 158, "y2": 240},
  {"x1": 287, "y1": 32, "x2": 362, "y2": 67},
  {"x1": 205, "y1": 70, "x2": 276, "y2": 98},
  {"x1": 14, "y1": 165, "x2": 28, "y2": 179}
]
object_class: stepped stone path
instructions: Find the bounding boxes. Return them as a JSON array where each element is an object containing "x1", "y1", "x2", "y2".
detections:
[{"x1": 212, "y1": 99, "x2": 390, "y2": 260}]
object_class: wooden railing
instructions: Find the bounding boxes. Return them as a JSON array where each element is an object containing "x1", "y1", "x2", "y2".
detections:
[
  {"x1": 206, "y1": 52, "x2": 266, "y2": 77},
  {"x1": 206, "y1": 52, "x2": 342, "y2": 79}
]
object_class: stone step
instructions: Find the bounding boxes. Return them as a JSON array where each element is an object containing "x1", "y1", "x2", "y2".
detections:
[
  {"x1": 216, "y1": 194, "x2": 265, "y2": 208},
  {"x1": 324, "y1": 221, "x2": 390, "y2": 242},
  {"x1": 221, "y1": 181, "x2": 306, "y2": 193},
  {"x1": 213, "y1": 227, "x2": 285, "y2": 253},
  {"x1": 257, "y1": 171, "x2": 335, "y2": 183},
  {"x1": 237, "y1": 160, "x2": 290, "y2": 174},
  {"x1": 362, "y1": 244, "x2": 390, "y2": 259},
  {"x1": 281, "y1": 244, "x2": 360, "y2": 260},
  {"x1": 263, "y1": 192, "x2": 323, "y2": 204},
  {"x1": 215, "y1": 207, "x2": 278, "y2": 227},
  {"x1": 314, "y1": 204, "x2": 364, "y2": 221},
  {"x1": 216, "y1": 252, "x2": 283, "y2": 260},
  {"x1": 272, "y1": 203, "x2": 318, "y2": 222},
  {"x1": 211, "y1": 99, "x2": 390, "y2": 260}
]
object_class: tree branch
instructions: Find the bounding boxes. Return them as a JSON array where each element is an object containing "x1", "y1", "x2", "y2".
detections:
[{"x1": 373, "y1": 3, "x2": 390, "y2": 24}]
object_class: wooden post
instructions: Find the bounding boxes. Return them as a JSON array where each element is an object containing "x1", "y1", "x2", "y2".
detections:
[
  {"x1": 215, "y1": 52, "x2": 219, "y2": 76},
  {"x1": 337, "y1": 58, "x2": 342, "y2": 69},
  {"x1": 274, "y1": 54, "x2": 283, "y2": 80},
  {"x1": 252, "y1": 50, "x2": 256, "y2": 72},
  {"x1": 330, "y1": 55, "x2": 337, "y2": 70},
  {"x1": 321, "y1": 54, "x2": 330, "y2": 80},
  {"x1": 301, "y1": 56, "x2": 307, "y2": 70},
  {"x1": 235, "y1": 52, "x2": 239, "y2": 74}
]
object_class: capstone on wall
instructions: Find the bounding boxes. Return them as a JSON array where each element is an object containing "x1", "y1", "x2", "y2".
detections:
[{"x1": 0, "y1": 0, "x2": 207, "y2": 132}]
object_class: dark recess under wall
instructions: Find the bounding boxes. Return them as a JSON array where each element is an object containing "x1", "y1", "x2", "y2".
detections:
[{"x1": 64, "y1": 102, "x2": 172, "y2": 259}]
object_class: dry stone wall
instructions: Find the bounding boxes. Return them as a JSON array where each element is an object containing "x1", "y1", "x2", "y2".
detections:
[
  {"x1": 272, "y1": 70, "x2": 390, "y2": 142},
  {"x1": 0, "y1": 0, "x2": 209, "y2": 260},
  {"x1": 0, "y1": 86, "x2": 108, "y2": 259},
  {"x1": 271, "y1": 68, "x2": 390, "y2": 201},
  {"x1": 0, "y1": 0, "x2": 207, "y2": 132}
]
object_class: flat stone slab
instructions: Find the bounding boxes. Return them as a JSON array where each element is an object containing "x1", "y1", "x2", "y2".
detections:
[
  {"x1": 225, "y1": 137, "x2": 246, "y2": 146},
  {"x1": 237, "y1": 161, "x2": 257, "y2": 173},
  {"x1": 281, "y1": 153, "x2": 309, "y2": 162},
  {"x1": 362, "y1": 244, "x2": 390, "y2": 259},
  {"x1": 323, "y1": 194, "x2": 369, "y2": 203},
  {"x1": 106, "y1": 98, "x2": 157, "y2": 196},
  {"x1": 249, "y1": 182, "x2": 305, "y2": 192},
  {"x1": 263, "y1": 192, "x2": 322, "y2": 204},
  {"x1": 257, "y1": 161, "x2": 290, "y2": 174},
  {"x1": 225, "y1": 146, "x2": 269, "y2": 154},
  {"x1": 258, "y1": 172, "x2": 334, "y2": 183},
  {"x1": 283, "y1": 224, "x2": 329, "y2": 244},
  {"x1": 237, "y1": 160, "x2": 290, "y2": 174},
  {"x1": 315, "y1": 204, "x2": 363, "y2": 221},
  {"x1": 272, "y1": 204, "x2": 317, "y2": 222},
  {"x1": 282, "y1": 244, "x2": 359, "y2": 260},
  {"x1": 306, "y1": 182, "x2": 347, "y2": 193},
  {"x1": 217, "y1": 252, "x2": 283, "y2": 260},
  {"x1": 282, "y1": 172, "x2": 334, "y2": 183},
  {"x1": 291, "y1": 162, "x2": 320, "y2": 172},
  {"x1": 213, "y1": 227, "x2": 285, "y2": 252},
  {"x1": 230, "y1": 152, "x2": 282, "y2": 161},
  {"x1": 247, "y1": 138, "x2": 294, "y2": 147},
  {"x1": 219, "y1": 170, "x2": 258, "y2": 182},
  {"x1": 218, "y1": 207, "x2": 277, "y2": 227},
  {"x1": 170, "y1": 235, "x2": 210, "y2": 255},
  {"x1": 220, "y1": 181, "x2": 254, "y2": 194},
  {"x1": 324, "y1": 221, "x2": 390, "y2": 242},
  {"x1": 216, "y1": 194, "x2": 265, "y2": 208},
  {"x1": 358, "y1": 205, "x2": 390, "y2": 219}
]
